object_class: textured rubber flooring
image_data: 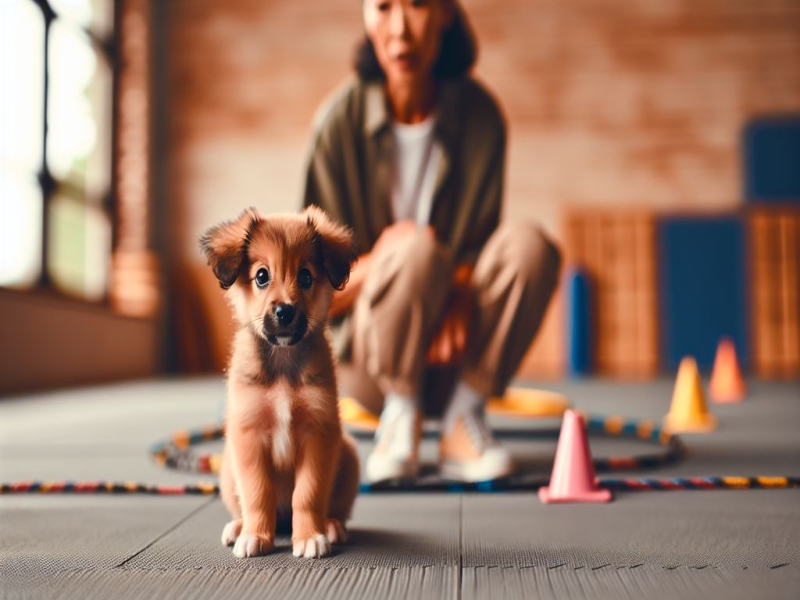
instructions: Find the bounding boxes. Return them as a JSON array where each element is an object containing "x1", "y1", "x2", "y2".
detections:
[{"x1": 1, "y1": 376, "x2": 798, "y2": 599}]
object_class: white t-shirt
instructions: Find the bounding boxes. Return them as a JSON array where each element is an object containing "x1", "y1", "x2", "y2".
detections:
[{"x1": 391, "y1": 115, "x2": 442, "y2": 226}]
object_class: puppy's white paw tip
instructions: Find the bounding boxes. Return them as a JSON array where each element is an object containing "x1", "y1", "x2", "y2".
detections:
[
  {"x1": 232, "y1": 534, "x2": 272, "y2": 558},
  {"x1": 293, "y1": 533, "x2": 331, "y2": 558},
  {"x1": 326, "y1": 519, "x2": 348, "y2": 545},
  {"x1": 221, "y1": 520, "x2": 242, "y2": 547}
]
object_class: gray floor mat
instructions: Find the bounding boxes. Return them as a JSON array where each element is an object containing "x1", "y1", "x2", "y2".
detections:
[
  {"x1": 0, "y1": 496, "x2": 212, "y2": 584},
  {"x1": 121, "y1": 495, "x2": 460, "y2": 570},
  {"x1": 3, "y1": 566, "x2": 457, "y2": 600},
  {"x1": 1, "y1": 376, "x2": 798, "y2": 600},
  {"x1": 461, "y1": 565, "x2": 800, "y2": 600},
  {"x1": 461, "y1": 492, "x2": 799, "y2": 569}
]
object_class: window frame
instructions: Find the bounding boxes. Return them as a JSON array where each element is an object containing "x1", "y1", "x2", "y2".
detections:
[{"x1": 3, "y1": 0, "x2": 158, "y2": 318}]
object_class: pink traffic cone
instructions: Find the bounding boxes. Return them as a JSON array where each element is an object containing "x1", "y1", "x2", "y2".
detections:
[
  {"x1": 709, "y1": 338, "x2": 746, "y2": 403},
  {"x1": 539, "y1": 409, "x2": 612, "y2": 504}
]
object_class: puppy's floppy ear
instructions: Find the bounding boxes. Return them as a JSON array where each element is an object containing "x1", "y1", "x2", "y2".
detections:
[
  {"x1": 305, "y1": 205, "x2": 357, "y2": 291},
  {"x1": 199, "y1": 208, "x2": 260, "y2": 289}
]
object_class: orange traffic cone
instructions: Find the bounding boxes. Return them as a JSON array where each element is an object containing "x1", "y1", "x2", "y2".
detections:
[
  {"x1": 539, "y1": 409, "x2": 612, "y2": 504},
  {"x1": 709, "y1": 338, "x2": 746, "y2": 403},
  {"x1": 663, "y1": 357, "x2": 716, "y2": 433}
]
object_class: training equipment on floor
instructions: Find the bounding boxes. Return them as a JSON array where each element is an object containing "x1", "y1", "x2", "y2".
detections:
[
  {"x1": 709, "y1": 337, "x2": 747, "y2": 403},
  {"x1": 538, "y1": 409, "x2": 612, "y2": 504},
  {"x1": 2, "y1": 393, "x2": 798, "y2": 496},
  {"x1": 663, "y1": 356, "x2": 717, "y2": 433}
]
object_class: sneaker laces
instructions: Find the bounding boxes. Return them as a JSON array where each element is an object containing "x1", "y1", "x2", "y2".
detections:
[
  {"x1": 461, "y1": 406, "x2": 498, "y2": 452},
  {"x1": 374, "y1": 403, "x2": 417, "y2": 457}
]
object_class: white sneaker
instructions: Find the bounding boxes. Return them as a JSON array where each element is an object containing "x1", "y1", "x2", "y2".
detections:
[
  {"x1": 439, "y1": 408, "x2": 514, "y2": 482},
  {"x1": 365, "y1": 405, "x2": 422, "y2": 483}
]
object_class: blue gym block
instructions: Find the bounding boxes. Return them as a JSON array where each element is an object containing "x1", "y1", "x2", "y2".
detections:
[
  {"x1": 566, "y1": 267, "x2": 593, "y2": 377},
  {"x1": 743, "y1": 116, "x2": 800, "y2": 203},
  {"x1": 657, "y1": 216, "x2": 748, "y2": 372}
]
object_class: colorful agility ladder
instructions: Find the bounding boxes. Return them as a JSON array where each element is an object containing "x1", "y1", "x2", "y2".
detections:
[{"x1": 2, "y1": 409, "x2": 798, "y2": 495}]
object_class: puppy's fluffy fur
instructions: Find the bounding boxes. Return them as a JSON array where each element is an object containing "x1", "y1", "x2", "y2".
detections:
[{"x1": 200, "y1": 206, "x2": 360, "y2": 559}]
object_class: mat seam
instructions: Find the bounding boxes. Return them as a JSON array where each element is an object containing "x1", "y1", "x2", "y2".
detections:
[
  {"x1": 457, "y1": 495, "x2": 463, "y2": 600},
  {"x1": 113, "y1": 496, "x2": 217, "y2": 568}
]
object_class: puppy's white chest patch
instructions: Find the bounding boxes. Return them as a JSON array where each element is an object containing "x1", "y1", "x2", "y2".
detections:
[{"x1": 271, "y1": 390, "x2": 294, "y2": 469}]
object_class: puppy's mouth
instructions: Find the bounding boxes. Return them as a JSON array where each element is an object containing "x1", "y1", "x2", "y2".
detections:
[
  {"x1": 266, "y1": 332, "x2": 304, "y2": 347},
  {"x1": 263, "y1": 314, "x2": 308, "y2": 347}
]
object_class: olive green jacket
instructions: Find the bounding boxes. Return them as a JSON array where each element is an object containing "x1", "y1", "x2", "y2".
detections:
[
  {"x1": 302, "y1": 75, "x2": 507, "y2": 263},
  {"x1": 301, "y1": 75, "x2": 507, "y2": 359}
]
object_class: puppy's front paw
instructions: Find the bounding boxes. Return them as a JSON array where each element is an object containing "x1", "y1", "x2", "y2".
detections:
[
  {"x1": 292, "y1": 534, "x2": 331, "y2": 558},
  {"x1": 326, "y1": 519, "x2": 348, "y2": 545},
  {"x1": 221, "y1": 519, "x2": 242, "y2": 547},
  {"x1": 232, "y1": 533, "x2": 274, "y2": 558}
]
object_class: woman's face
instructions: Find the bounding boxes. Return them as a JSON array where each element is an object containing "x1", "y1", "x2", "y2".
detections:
[{"x1": 363, "y1": 0, "x2": 453, "y2": 86}]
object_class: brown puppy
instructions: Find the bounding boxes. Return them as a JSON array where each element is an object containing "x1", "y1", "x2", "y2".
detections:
[{"x1": 200, "y1": 206, "x2": 360, "y2": 559}]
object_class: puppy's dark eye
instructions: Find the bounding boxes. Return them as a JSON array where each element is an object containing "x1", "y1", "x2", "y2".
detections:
[
  {"x1": 298, "y1": 267, "x2": 313, "y2": 290},
  {"x1": 255, "y1": 268, "x2": 271, "y2": 288}
]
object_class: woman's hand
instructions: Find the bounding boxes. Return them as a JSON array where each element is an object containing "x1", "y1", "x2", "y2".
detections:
[{"x1": 373, "y1": 220, "x2": 432, "y2": 255}]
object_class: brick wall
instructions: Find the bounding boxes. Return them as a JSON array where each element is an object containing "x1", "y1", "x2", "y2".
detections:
[
  {"x1": 475, "y1": 0, "x2": 800, "y2": 228},
  {"x1": 164, "y1": 0, "x2": 800, "y2": 375},
  {"x1": 167, "y1": 0, "x2": 362, "y2": 262},
  {"x1": 168, "y1": 0, "x2": 799, "y2": 258}
]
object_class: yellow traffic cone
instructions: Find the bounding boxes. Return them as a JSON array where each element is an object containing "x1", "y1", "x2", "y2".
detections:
[
  {"x1": 709, "y1": 338, "x2": 746, "y2": 403},
  {"x1": 663, "y1": 357, "x2": 716, "y2": 433}
]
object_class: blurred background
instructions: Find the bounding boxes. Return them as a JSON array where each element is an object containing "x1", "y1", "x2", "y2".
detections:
[{"x1": 1, "y1": 0, "x2": 798, "y2": 395}]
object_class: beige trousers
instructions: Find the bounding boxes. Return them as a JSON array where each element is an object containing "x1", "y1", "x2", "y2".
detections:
[{"x1": 338, "y1": 221, "x2": 562, "y2": 417}]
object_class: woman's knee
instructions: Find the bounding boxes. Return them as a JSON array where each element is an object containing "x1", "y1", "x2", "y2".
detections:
[
  {"x1": 485, "y1": 221, "x2": 562, "y2": 285},
  {"x1": 367, "y1": 229, "x2": 454, "y2": 299},
  {"x1": 390, "y1": 229, "x2": 453, "y2": 288}
]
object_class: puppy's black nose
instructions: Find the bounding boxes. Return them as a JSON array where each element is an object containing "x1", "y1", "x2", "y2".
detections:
[{"x1": 274, "y1": 303, "x2": 295, "y2": 326}]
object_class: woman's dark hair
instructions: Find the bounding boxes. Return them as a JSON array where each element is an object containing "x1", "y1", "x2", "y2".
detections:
[{"x1": 354, "y1": 4, "x2": 478, "y2": 81}]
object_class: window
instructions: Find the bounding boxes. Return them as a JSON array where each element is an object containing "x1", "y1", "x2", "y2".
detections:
[{"x1": 0, "y1": 0, "x2": 114, "y2": 301}]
